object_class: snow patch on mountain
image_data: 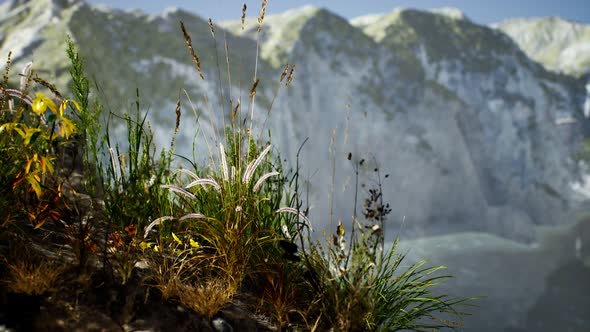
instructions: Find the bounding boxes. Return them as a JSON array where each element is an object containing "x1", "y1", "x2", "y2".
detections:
[{"x1": 428, "y1": 7, "x2": 468, "y2": 21}]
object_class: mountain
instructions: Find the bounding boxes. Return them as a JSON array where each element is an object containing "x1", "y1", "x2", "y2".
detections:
[
  {"x1": 1, "y1": 0, "x2": 588, "y2": 243},
  {"x1": 495, "y1": 17, "x2": 590, "y2": 77}
]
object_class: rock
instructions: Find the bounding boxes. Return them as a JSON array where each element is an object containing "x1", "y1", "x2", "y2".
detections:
[
  {"x1": 211, "y1": 317, "x2": 233, "y2": 332},
  {"x1": 394, "y1": 218, "x2": 590, "y2": 331}
]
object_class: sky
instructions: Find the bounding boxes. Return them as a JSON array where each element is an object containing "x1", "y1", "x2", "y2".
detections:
[{"x1": 85, "y1": 0, "x2": 590, "y2": 25}]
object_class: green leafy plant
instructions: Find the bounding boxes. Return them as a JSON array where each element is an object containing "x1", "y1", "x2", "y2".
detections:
[
  {"x1": 0, "y1": 52, "x2": 80, "y2": 229},
  {"x1": 304, "y1": 165, "x2": 471, "y2": 331},
  {"x1": 139, "y1": 10, "x2": 310, "y2": 321}
]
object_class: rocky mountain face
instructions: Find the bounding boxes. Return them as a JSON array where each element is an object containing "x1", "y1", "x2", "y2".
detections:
[
  {"x1": 1, "y1": 0, "x2": 588, "y2": 244},
  {"x1": 495, "y1": 17, "x2": 590, "y2": 77}
]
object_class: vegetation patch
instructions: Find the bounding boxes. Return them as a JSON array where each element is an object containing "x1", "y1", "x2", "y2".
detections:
[{"x1": 0, "y1": 2, "x2": 473, "y2": 330}]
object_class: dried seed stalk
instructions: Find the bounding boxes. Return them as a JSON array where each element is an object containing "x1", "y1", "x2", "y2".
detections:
[
  {"x1": 33, "y1": 75, "x2": 63, "y2": 100},
  {"x1": 208, "y1": 18, "x2": 215, "y2": 38},
  {"x1": 1, "y1": 52, "x2": 11, "y2": 109},
  {"x1": 249, "y1": 79, "x2": 260, "y2": 100},
  {"x1": 257, "y1": 0, "x2": 268, "y2": 32},
  {"x1": 180, "y1": 20, "x2": 205, "y2": 80},
  {"x1": 241, "y1": 4, "x2": 247, "y2": 30},
  {"x1": 280, "y1": 64, "x2": 289, "y2": 83},
  {"x1": 174, "y1": 98, "x2": 181, "y2": 133},
  {"x1": 286, "y1": 65, "x2": 295, "y2": 87}
]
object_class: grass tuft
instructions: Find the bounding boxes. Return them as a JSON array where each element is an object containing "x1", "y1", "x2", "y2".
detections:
[
  {"x1": 2, "y1": 244, "x2": 65, "y2": 296},
  {"x1": 178, "y1": 278, "x2": 234, "y2": 319}
]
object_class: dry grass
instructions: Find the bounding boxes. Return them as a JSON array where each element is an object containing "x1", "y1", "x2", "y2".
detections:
[
  {"x1": 3, "y1": 257, "x2": 65, "y2": 296},
  {"x1": 180, "y1": 20, "x2": 204, "y2": 80},
  {"x1": 178, "y1": 278, "x2": 235, "y2": 319},
  {"x1": 258, "y1": 268, "x2": 307, "y2": 330},
  {"x1": 146, "y1": 245, "x2": 202, "y2": 301}
]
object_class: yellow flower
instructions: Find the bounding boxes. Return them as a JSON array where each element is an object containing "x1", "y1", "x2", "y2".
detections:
[
  {"x1": 57, "y1": 116, "x2": 76, "y2": 139},
  {"x1": 59, "y1": 99, "x2": 81, "y2": 117},
  {"x1": 31, "y1": 93, "x2": 57, "y2": 116},
  {"x1": 139, "y1": 241, "x2": 154, "y2": 251},
  {"x1": 189, "y1": 238, "x2": 200, "y2": 248},
  {"x1": 172, "y1": 232, "x2": 183, "y2": 245}
]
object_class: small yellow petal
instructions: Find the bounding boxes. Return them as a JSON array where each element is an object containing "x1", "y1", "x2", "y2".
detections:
[
  {"x1": 45, "y1": 97, "x2": 58, "y2": 114},
  {"x1": 140, "y1": 241, "x2": 153, "y2": 250},
  {"x1": 31, "y1": 94, "x2": 46, "y2": 115},
  {"x1": 26, "y1": 174, "x2": 42, "y2": 198},
  {"x1": 59, "y1": 101, "x2": 67, "y2": 117},
  {"x1": 172, "y1": 232, "x2": 182, "y2": 245},
  {"x1": 25, "y1": 159, "x2": 33, "y2": 174},
  {"x1": 66, "y1": 99, "x2": 81, "y2": 112},
  {"x1": 40, "y1": 156, "x2": 55, "y2": 175}
]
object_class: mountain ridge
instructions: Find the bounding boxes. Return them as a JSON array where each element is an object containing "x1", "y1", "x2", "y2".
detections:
[{"x1": 496, "y1": 16, "x2": 590, "y2": 77}]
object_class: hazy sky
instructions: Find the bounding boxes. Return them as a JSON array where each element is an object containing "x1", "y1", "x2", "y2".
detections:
[{"x1": 85, "y1": 0, "x2": 590, "y2": 25}]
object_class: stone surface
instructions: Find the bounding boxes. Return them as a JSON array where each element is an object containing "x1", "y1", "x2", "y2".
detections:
[
  {"x1": 495, "y1": 17, "x2": 590, "y2": 77},
  {"x1": 394, "y1": 218, "x2": 590, "y2": 331}
]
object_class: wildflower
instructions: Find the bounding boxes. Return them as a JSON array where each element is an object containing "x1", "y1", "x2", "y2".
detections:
[
  {"x1": 125, "y1": 224, "x2": 137, "y2": 237},
  {"x1": 189, "y1": 238, "x2": 200, "y2": 249},
  {"x1": 31, "y1": 93, "x2": 57, "y2": 116}
]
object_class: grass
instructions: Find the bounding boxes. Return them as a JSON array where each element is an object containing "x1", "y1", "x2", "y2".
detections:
[
  {"x1": 2, "y1": 243, "x2": 66, "y2": 296},
  {"x1": 0, "y1": 1, "x2": 473, "y2": 330},
  {"x1": 178, "y1": 278, "x2": 235, "y2": 319}
]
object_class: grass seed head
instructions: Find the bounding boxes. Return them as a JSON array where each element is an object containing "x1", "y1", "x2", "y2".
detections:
[
  {"x1": 241, "y1": 4, "x2": 247, "y2": 30},
  {"x1": 208, "y1": 18, "x2": 215, "y2": 37},
  {"x1": 180, "y1": 20, "x2": 204, "y2": 80},
  {"x1": 286, "y1": 65, "x2": 295, "y2": 87},
  {"x1": 33, "y1": 75, "x2": 63, "y2": 100},
  {"x1": 174, "y1": 98, "x2": 181, "y2": 132},
  {"x1": 280, "y1": 64, "x2": 289, "y2": 83},
  {"x1": 257, "y1": 0, "x2": 268, "y2": 32},
  {"x1": 249, "y1": 78, "x2": 260, "y2": 100},
  {"x1": 19, "y1": 61, "x2": 33, "y2": 92}
]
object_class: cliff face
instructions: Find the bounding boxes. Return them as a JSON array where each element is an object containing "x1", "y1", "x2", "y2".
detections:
[
  {"x1": 496, "y1": 16, "x2": 590, "y2": 77},
  {"x1": 1, "y1": 0, "x2": 588, "y2": 242}
]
